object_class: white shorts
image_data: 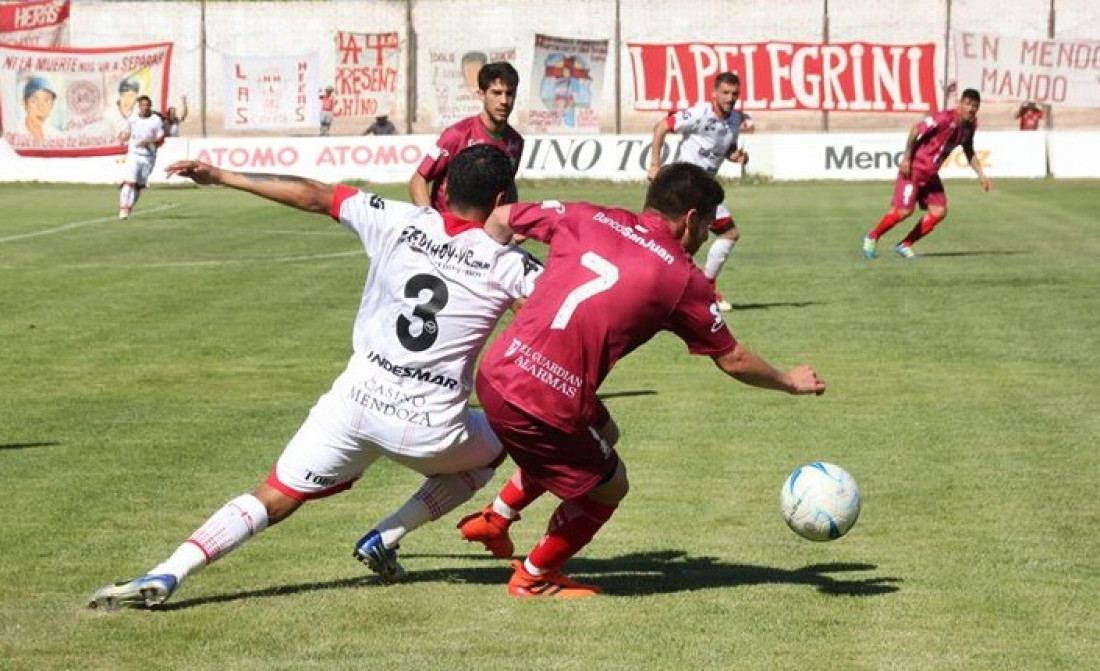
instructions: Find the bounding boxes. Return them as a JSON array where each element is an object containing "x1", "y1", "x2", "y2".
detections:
[
  {"x1": 122, "y1": 154, "x2": 156, "y2": 186},
  {"x1": 266, "y1": 385, "x2": 503, "y2": 501}
]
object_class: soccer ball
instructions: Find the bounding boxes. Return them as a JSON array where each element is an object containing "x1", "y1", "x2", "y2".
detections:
[{"x1": 779, "y1": 462, "x2": 861, "y2": 542}]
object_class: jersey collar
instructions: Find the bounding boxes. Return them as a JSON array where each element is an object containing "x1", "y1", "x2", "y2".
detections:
[{"x1": 442, "y1": 211, "x2": 485, "y2": 236}]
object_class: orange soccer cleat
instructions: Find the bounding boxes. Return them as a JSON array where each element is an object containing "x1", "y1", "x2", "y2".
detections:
[
  {"x1": 506, "y1": 560, "x2": 602, "y2": 599},
  {"x1": 457, "y1": 505, "x2": 517, "y2": 558}
]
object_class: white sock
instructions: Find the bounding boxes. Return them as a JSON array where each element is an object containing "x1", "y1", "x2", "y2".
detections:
[
  {"x1": 374, "y1": 468, "x2": 494, "y2": 548},
  {"x1": 150, "y1": 493, "x2": 269, "y2": 582},
  {"x1": 704, "y1": 238, "x2": 737, "y2": 280},
  {"x1": 492, "y1": 498, "x2": 518, "y2": 520},
  {"x1": 119, "y1": 185, "x2": 134, "y2": 210}
]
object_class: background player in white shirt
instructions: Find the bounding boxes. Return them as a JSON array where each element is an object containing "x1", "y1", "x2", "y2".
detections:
[
  {"x1": 648, "y1": 72, "x2": 749, "y2": 311},
  {"x1": 117, "y1": 95, "x2": 165, "y2": 219},
  {"x1": 87, "y1": 145, "x2": 543, "y2": 610}
]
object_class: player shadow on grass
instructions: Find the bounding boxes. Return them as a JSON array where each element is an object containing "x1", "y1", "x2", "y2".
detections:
[
  {"x1": 0, "y1": 441, "x2": 60, "y2": 451},
  {"x1": 726, "y1": 300, "x2": 817, "y2": 311},
  {"x1": 916, "y1": 250, "x2": 1028, "y2": 258},
  {"x1": 156, "y1": 550, "x2": 898, "y2": 609}
]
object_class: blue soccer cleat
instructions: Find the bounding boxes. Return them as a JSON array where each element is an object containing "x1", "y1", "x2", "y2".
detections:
[
  {"x1": 353, "y1": 530, "x2": 406, "y2": 583},
  {"x1": 894, "y1": 243, "x2": 916, "y2": 259},
  {"x1": 87, "y1": 573, "x2": 178, "y2": 610},
  {"x1": 862, "y1": 235, "x2": 877, "y2": 259}
]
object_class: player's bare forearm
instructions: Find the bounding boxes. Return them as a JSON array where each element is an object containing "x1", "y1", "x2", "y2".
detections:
[
  {"x1": 648, "y1": 123, "x2": 670, "y2": 179},
  {"x1": 713, "y1": 343, "x2": 825, "y2": 395},
  {"x1": 165, "y1": 160, "x2": 332, "y2": 213},
  {"x1": 408, "y1": 172, "x2": 431, "y2": 206}
]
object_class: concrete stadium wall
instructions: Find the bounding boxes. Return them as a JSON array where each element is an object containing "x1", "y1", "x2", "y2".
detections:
[{"x1": 49, "y1": 0, "x2": 1100, "y2": 136}]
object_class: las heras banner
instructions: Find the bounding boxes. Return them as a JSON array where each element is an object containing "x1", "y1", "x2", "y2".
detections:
[
  {"x1": 627, "y1": 40, "x2": 938, "y2": 113},
  {"x1": 1, "y1": 42, "x2": 173, "y2": 157}
]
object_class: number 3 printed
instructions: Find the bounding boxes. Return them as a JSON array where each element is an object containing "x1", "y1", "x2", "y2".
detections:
[
  {"x1": 398, "y1": 274, "x2": 448, "y2": 351},
  {"x1": 551, "y1": 252, "x2": 619, "y2": 330}
]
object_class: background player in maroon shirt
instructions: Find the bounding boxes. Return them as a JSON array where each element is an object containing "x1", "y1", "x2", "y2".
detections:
[
  {"x1": 409, "y1": 61, "x2": 524, "y2": 212},
  {"x1": 457, "y1": 163, "x2": 827, "y2": 598},
  {"x1": 863, "y1": 88, "x2": 992, "y2": 259},
  {"x1": 1015, "y1": 101, "x2": 1044, "y2": 131}
]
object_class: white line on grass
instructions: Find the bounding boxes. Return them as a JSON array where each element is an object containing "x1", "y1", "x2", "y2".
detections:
[{"x1": 0, "y1": 203, "x2": 180, "y2": 244}]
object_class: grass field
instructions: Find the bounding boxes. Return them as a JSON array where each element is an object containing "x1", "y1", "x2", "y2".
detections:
[{"x1": 1, "y1": 176, "x2": 1098, "y2": 670}]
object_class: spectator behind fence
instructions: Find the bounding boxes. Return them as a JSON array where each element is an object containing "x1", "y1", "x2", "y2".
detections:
[
  {"x1": 1015, "y1": 101, "x2": 1044, "y2": 131},
  {"x1": 363, "y1": 114, "x2": 397, "y2": 135}
]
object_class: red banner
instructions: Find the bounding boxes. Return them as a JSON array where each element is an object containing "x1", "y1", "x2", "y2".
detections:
[
  {"x1": 627, "y1": 41, "x2": 938, "y2": 113},
  {"x1": 0, "y1": 0, "x2": 70, "y2": 47}
]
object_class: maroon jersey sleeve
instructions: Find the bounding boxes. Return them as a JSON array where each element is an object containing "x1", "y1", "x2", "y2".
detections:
[
  {"x1": 507, "y1": 200, "x2": 567, "y2": 244},
  {"x1": 416, "y1": 123, "x2": 463, "y2": 181},
  {"x1": 666, "y1": 270, "x2": 738, "y2": 357}
]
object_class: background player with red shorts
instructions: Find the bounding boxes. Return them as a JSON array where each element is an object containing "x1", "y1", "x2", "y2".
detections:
[{"x1": 863, "y1": 87, "x2": 992, "y2": 259}]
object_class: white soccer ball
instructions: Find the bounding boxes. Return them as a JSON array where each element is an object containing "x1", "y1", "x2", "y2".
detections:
[{"x1": 779, "y1": 462, "x2": 861, "y2": 542}]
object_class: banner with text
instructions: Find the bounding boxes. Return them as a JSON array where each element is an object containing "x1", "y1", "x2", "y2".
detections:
[
  {"x1": 334, "y1": 31, "x2": 399, "y2": 120},
  {"x1": 527, "y1": 34, "x2": 607, "y2": 134},
  {"x1": 222, "y1": 52, "x2": 319, "y2": 131},
  {"x1": 0, "y1": 0, "x2": 69, "y2": 47},
  {"x1": 626, "y1": 40, "x2": 938, "y2": 113},
  {"x1": 955, "y1": 32, "x2": 1100, "y2": 108},
  {"x1": 1, "y1": 42, "x2": 172, "y2": 157},
  {"x1": 427, "y1": 46, "x2": 516, "y2": 129}
]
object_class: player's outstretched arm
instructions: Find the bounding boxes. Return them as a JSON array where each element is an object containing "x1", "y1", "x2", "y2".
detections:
[
  {"x1": 648, "y1": 119, "x2": 672, "y2": 182},
  {"x1": 165, "y1": 160, "x2": 334, "y2": 214},
  {"x1": 712, "y1": 342, "x2": 825, "y2": 395}
]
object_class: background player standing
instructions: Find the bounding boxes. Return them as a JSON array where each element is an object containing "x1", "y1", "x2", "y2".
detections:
[
  {"x1": 409, "y1": 62, "x2": 524, "y2": 212},
  {"x1": 863, "y1": 88, "x2": 992, "y2": 259},
  {"x1": 648, "y1": 71, "x2": 749, "y2": 312}
]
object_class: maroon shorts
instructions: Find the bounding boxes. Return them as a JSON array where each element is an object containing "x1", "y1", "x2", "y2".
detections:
[
  {"x1": 476, "y1": 377, "x2": 619, "y2": 500},
  {"x1": 891, "y1": 170, "x2": 946, "y2": 211}
]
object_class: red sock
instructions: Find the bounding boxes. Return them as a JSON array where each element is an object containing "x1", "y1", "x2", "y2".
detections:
[
  {"x1": 868, "y1": 209, "x2": 906, "y2": 240},
  {"x1": 902, "y1": 212, "x2": 945, "y2": 246},
  {"x1": 527, "y1": 497, "x2": 617, "y2": 573},
  {"x1": 498, "y1": 469, "x2": 546, "y2": 512}
]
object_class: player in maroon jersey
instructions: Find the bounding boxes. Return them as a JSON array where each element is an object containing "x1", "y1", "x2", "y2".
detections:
[
  {"x1": 409, "y1": 61, "x2": 524, "y2": 213},
  {"x1": 457, "y1": 163, "x2": 827, "y2": 598},
  {"x1": 1015, "y1": 101, "x2": 1044, "y2": 131},
  {"x1": 863, "y1": 88, "x2": 992, "y2": 259}
]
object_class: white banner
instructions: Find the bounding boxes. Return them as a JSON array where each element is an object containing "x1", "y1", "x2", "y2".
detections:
[
  {"x1": 528, "y1": 34, "x2": 607, "y2": 134},
  {"x1": 770, "y1": 131, "x2": 1047, "y2": 180},
  {"x1": 427, "y1": 46, "x2": 516, "y2": 129},
  {"x1": 222, "y1": 53, "x2": 320, "y2": 131},
  {"x1": 0, "y1": 42, "x2": 173, "y2": 157},
  {"x1": 0, "y1": 131, "x2": 1074, "y2": 183},
  {"x1": 334, "y1": 31, "x2": 400, "y2": 119},
  {"x1": 955, "y1": 31, "x2": 1100, "y2": 108}
]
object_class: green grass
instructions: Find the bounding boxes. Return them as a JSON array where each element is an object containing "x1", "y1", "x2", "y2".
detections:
[{"x1": 1, "y1": 177, "x2": 1098, "y2": 670}]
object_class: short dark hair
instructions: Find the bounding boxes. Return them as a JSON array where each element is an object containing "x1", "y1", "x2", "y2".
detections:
[
  {"x1": 961, "y1": 88, "x2": 981, "y2": 104},
  {"x1": 446, "y1": 144, "x2": 514, "y2": 212},
  {"x1": 478, "y1": 62, "x2": 519, "y2": 91},
  {"x1": 644, "y1": 163, "x2": 725, "y2": 222},
  {"x1": 715, "y1": 71, "x2": 740, "y2": 88}
]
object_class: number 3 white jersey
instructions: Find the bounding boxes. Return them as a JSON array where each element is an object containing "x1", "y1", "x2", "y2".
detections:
[
  {"x1": 329, "y1": 185, "x2": 542, "y2": 455},
  {"x1": 669, "y1": 103, "x2": 746, "y2": 177}
]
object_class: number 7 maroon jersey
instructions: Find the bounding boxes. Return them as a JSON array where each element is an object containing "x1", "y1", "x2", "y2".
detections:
[{"x1": 477, "y1": 200, "x2": 737, "y2": 434}]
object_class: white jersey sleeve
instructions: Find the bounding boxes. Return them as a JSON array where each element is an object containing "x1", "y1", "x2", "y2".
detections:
[{"x1": 329, "y1": 187, "x2": 542, "y2": 454}]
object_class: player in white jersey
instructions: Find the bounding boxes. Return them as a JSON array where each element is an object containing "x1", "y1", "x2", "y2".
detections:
[
  {"x1": 117, "y1": 95, "x2": 165, "y2": 219},
  {"x1": 87, "y1": 145, "x2": 543, "y2": 610},
  {"x1": 648, "y1": 72, "x2": 749, "y2": 311}
]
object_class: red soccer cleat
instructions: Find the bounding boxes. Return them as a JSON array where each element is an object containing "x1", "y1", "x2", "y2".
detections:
[
  {"x1": 507, "y1": 560, "x2": 602, "y2": 599},
  {"x1": 457, "y1": 505, "x2": 517, "y2": 558}
]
